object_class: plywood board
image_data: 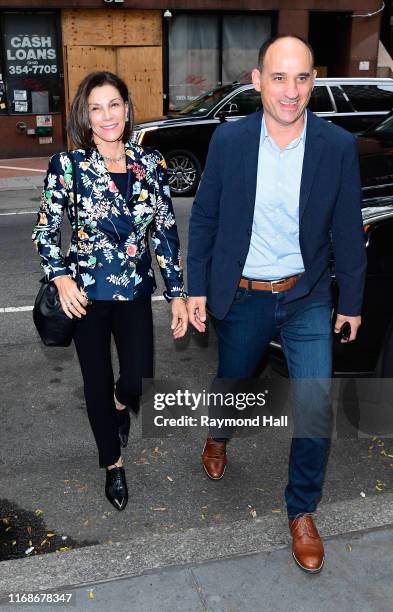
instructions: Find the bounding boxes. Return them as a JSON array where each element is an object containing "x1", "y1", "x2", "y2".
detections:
[
  {"x1": 62, "y1": 10, "x2": 113, "y2": 46},
  {"x1": 112, "y1": 10, "x2": 162, "y2": 46},
  {"x1": 62, "y1": 9, "x2": 161, "y2": 47},
  {"x1": 117, "y1": 46, "x2": 163, "y2": 122},
  {"x1": 66, "y1": 45, "x2": 116, "y2": 102}
]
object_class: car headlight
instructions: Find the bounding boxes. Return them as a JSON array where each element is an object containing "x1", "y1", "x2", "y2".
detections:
[{"x1": 131, "y1": 126, "x2": 158, "y2": 145}]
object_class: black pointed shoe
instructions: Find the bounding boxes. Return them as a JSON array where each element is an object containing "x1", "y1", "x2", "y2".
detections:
[
  {"x1": 105, "y1": 466, "x2": 128, "y2": 511},
  {"x1": 116, "y1": 408, "x2": 131, "y2": 448}
]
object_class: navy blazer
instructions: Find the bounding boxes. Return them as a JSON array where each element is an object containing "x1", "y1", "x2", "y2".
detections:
[{"x1": 188, "y1": 109, "x2": 367, "y2": 320}]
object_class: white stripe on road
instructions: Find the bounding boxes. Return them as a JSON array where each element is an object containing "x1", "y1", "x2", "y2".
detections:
[
  {"x1": 0, "y1": 165, "x2": 46, "y2": 172},
  {"x1": 0, "y1": 295, "x2": 166, "y2": 313},
  {"x1": 0, "y1": 306, "x2": 33, "y2": 313},
  {"x1": 0, "y1": 210, "x2": 37, "y2": 216}
]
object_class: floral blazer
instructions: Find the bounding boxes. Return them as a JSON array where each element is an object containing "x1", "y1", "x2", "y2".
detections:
[{"x1": 32, "y1": 143, "x2": 185, "y2": 301}]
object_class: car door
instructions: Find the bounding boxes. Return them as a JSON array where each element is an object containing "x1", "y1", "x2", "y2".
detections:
[
  {"x1": 333, "y1": 218, "x2": 393, "y2": 374},
  {"x1": 358, "y1": 117, "x2": 393, "y2": 204}
]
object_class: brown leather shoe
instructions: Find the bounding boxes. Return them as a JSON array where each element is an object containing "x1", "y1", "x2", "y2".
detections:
[
  {"x1": 289, "y1": 513, "x2": 324, "y2": 573},
  {"x1": 201, "y1": 437, "x2": 227, "y2": 480}
]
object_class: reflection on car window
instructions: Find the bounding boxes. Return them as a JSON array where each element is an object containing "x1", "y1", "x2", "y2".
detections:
[
  {"x1": 372, "y1": 113, "x2": 393, "y2": 136},
  {"x1": 329, "y1": 86, "x2": 353, "y2": 113},
  {"x1": 178, "y1": 85, "x2": 235, "y2": 115},
  {"x1": 308, "y1": 86, "x2": 334, "y2": 112},
  {"x1": 342, "y1": 85, "x2": 393, "y2": 112},
  {"x1": 220, "y1": 89, "x2": 262, "y2": 115}
]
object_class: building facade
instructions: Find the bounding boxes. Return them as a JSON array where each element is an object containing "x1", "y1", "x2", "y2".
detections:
[{"x1": 0, "y1": 0, "x2": 386, "y2": 158}]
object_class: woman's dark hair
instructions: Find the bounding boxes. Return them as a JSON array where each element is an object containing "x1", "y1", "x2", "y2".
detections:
[{"x1": 68, "y1": 71, "x2": 133, "y2": 149}]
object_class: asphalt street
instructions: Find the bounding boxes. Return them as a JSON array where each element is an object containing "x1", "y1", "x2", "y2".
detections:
[{"x1": 1, "y1": 187, "x2": 393, "y2": 609}]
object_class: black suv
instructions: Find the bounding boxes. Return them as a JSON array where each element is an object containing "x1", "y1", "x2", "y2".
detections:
[{"x1": 132, "y1": 78, "x2": 393, "y2": 196}]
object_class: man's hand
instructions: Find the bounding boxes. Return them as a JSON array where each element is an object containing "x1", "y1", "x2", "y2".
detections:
[
  {"x1": 53, "y1": 275, "x2": 88, "y2": 319},
  {"x1": 171, "y1": 298, "x2": 188, "y2": 339},
  {"x1": 334, "y1": 314, "x2": 361, "y2": 343},
  {"x1": 187, "y1": 296, "x2": 207, "y2": 333}
]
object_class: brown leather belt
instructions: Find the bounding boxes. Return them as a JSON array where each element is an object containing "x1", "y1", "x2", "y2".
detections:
[{"x1": 239, "y1": 274, "x2": 302, "y2": 293}]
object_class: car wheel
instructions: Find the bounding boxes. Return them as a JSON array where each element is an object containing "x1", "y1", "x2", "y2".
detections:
[{"x1": 165, "y1": 150, "x2": 201, "y2": 197}]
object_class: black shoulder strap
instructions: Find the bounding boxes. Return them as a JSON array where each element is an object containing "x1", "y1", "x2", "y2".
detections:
[{"x1": 68, "y1": 153, "x2": 80, "y2": 283}]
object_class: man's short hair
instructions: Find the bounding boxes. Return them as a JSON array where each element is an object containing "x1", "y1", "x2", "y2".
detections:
[{"x1": 258, "y1": 35, "x2": 315, "y2": 70}]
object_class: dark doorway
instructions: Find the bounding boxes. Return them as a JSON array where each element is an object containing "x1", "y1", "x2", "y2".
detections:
[{"x1": 309, "y1": 11, "x2": 351, "y2": 77}]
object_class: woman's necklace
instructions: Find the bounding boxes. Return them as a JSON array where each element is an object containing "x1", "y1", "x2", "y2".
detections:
[{"x1": 100, "y1": 152, "x2": 126, "y2": 163}]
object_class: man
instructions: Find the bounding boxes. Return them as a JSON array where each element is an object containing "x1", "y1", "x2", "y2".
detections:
[{"x1": 187, "y1": 36, "x2": 366, "y2": 573}]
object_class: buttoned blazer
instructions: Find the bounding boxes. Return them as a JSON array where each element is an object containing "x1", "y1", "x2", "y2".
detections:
[
  {"x1": 188, "y1": 109, "x2": 367, "y2": 320},
  {"x1": 32, "y1": 143, "x2": 184, "y2": 301}
]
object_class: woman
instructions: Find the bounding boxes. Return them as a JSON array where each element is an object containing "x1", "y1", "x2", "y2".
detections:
[{"x1": 32, "y1": 71, "x2": 188, "y2": 511}]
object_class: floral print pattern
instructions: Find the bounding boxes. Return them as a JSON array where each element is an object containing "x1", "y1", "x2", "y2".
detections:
[{"x1": 32, "y1": 143, "x2": 185, "y2": 301}]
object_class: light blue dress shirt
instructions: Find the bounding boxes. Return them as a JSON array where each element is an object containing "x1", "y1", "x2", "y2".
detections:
[{"x1": 243, "y1": 114, "x2": 306, "y2": 280}]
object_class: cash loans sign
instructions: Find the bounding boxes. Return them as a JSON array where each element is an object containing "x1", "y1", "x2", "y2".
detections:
[{"x1": 6, "y1": 35, "x2": 57, "y2": 75}]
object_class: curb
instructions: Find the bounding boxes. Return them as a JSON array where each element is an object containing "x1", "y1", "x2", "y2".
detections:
[{"x1": 1, "y1": 492, "x2": 393, "y2": 597}]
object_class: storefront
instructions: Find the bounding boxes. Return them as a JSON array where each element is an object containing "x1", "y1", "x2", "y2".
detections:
[
  {"x1": 166, "y1": 11, "x2": 274, "y2": 110},
  {"x1": 0, "y1": 10, "x2": 64, "y2": 157},
  {"x1": 0, "y1": 0, "x2": 385, "y2": 158}
]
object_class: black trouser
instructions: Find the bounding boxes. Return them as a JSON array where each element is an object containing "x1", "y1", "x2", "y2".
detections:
[{"x1": 73, "y1": 297, "x2": 153, "y2": 467}]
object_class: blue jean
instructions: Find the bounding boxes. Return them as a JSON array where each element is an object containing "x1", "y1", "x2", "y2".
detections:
[{"x1": 214, "y1": 286, "x2": 333, "y2": 518}]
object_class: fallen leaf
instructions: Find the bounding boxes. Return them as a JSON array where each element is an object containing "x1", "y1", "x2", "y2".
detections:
[
  {"x1": 346, "y1": 544, "x2": 352, "y2": 552},
  {"x1": 25, "y1": 546, "x2": 34, "y2": 555},
  {"x1": 11, "y1": 540, "x2": 16, "y2": 546},
  {"x1": 47, "y1": 533, "x2": 55, "y2": 538},
  {"x1": 89, "y1": 591, "x2": 94, "y2": 600},
  {"x1": 58, "y1": 547, "x2": 69, "y2": 552},
  {"x1": 166, "y1": 475, "x2": 173, "y2": 482},
  {"x1": 250, "y1": 509, "x2": 257, "y2": 518},
  {"x1": 35, "y1": 509, "x2": 43, "y2": 516},
  {"x1": 27, "y1": 526, "x2": 32, "y2": 535},
  {"x1": 271, "y1": 508, "x2": 281, "y2": 513},
  {"x1": 151, "y1": 507, "x2": 167, "y2": 512}
]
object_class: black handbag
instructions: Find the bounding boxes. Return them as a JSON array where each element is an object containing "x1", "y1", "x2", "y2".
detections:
[{"x1": 33, "y1": 154, "x2": 81, "y2": 347}]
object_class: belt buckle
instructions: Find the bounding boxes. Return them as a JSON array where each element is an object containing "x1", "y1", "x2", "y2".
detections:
[{"x1": 270, "y1": 279, "x2": 282, "y2": 294}]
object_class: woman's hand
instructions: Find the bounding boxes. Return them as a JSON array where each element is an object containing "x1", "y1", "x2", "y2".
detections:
[
  {"x1": 53, "y1": 276, "x2": 88, "y2": 319},
  {"x1": 171, "y1": 298, "x2": 188, "y2": 339}
]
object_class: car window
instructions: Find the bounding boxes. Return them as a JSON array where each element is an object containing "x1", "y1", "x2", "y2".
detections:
[
  {"x1": 308, "y1": 86, "x2": 334, "y2": 113},
  {"x1": 367, "y1": 220, "x2": 393, "y2": 274},
  {"x1": 329, "y1": 86, "x2": 354, "y2": 113},
  {"x1": 219, "y1": 89, "x2": 262, "y2": 116},
  {"x1": 178, "y1": 85, "x2": 235, "y2": 116},
  {"x1": 341, "y1": 84, "x2": 393, "y2": 112}
]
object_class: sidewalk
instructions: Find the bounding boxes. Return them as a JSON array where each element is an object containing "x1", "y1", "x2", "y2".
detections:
[
  {"x1": 0, "y1": 157, "x2": 48, "y2": 191},
  {"x1": 1, "y1": 501, "x2": 393, "y2": 611}
]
